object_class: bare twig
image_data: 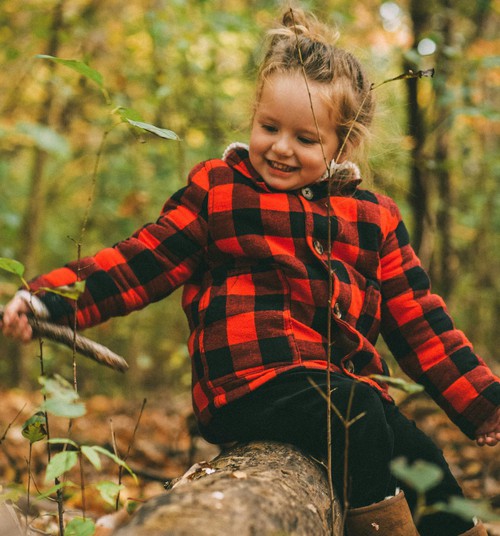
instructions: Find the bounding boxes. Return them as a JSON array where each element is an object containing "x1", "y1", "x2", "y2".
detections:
[
  {"x1": 288, "y1": 11, "x2": 337, "y2": 531},
  {"x1": 0, "y1": 403, "x2": 26, "y2": 446},
  {"x1": 288, "y1": 11, "x2": 434, "y2": 531},
  {"x1": 79, "y1": 451, "x2": 87, "y2": 519},
  {"x1": 112, "y1": 398, "x2": 147, "y2": 510}
]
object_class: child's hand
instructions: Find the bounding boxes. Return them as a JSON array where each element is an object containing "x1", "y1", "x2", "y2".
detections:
[
  {"x1": 0, "y1": 293, "x2": 34, "y2": 343},
  {"x1": 475, "y1": 407, "x2": 500, "y2": 447}
]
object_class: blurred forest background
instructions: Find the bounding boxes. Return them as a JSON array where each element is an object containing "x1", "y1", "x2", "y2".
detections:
[{"x1": 0, "y1": 0, "x2": 498, "y2": 400}]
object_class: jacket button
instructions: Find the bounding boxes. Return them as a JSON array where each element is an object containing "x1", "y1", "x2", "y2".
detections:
[
  {"x1": 344, "y1": 360, "x2": 355, "y2": 373},
  {"x1": 313, "y1": 240, "x2": 324, "y2": 255},
  {"x1": 301, "y1": 187, "x2": 314, "y2": 200}
]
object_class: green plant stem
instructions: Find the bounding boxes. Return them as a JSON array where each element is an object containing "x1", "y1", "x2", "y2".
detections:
[
  {"x1": 115, "y1": 398, "x2": 147, "y2": 510},
  {"x1": 26, "y1": 443, "x2": 32, "y2": 531},
  {"x1": 37, "y1": 337, "x2": 65, "y2": 535},
  {"x1": 413, "y1": 492, "x2": 426, "y2": 526},
  {"x1": 79, "y1": 451, "x2": 86, "y2": 518}
]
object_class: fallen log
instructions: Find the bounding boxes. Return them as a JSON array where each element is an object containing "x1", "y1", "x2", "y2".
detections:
[{"x1": 114, "y1": 440, "x2": 343, "y2": 536}]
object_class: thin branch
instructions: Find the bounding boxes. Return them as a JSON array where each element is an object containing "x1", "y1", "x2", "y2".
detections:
[
  {"x1": 110, "y1": 418, "x2": 119, "y2": 459},
  {"x1": 288, "y1": 12, "x2": 337, "y2": 532},
  {"x1": 0, "y1": 403, "x2": 26, "y2": 445},
  {"x1": 79, "y1": 451, "x2": 87, "y2": 519},
  {"x1": 308, "y1": 377, "x2": 346, "y2": 425},
  {"x1": 72, "y1": 127, "x2": 112, "y2": 391},
  {"x1": 115, "y1": 398, "x2": 147, "y2": 510},
  {"x1": 342, "y1": 381, "x2": 357, "y2": 518}
]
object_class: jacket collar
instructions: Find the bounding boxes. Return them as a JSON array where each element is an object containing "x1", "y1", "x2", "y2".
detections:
[{"x1": 221, "y1": 142, "x2": 362, "y2": 196}]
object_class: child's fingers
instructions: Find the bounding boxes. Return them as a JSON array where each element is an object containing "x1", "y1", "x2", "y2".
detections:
[
  {"x1": 475, "y1": 407, "x2": 500, "y2": 436},
  {"x1": 476, "y1": 431, "x2": 500, "y2": 447},
  {"x1": 475, "y1": 408, "x2": 500, "y2": 447},
  {"x1": 2, "y1": 294, "x2": 31, "y2": 321},
  {"x1": 1, "y1": 295, "x2": 33, "y2": 342},
  {"x1": 1, "y1": 313, "x2": 33, "y2": 342}
]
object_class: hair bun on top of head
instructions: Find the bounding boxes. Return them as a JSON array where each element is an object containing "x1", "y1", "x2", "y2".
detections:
[{"x1": 279, "y1": 7, "x2": 339, "y2": 45}]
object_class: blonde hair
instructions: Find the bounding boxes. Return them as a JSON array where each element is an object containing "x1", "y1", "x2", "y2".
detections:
[{"x1": 256, "y1": 8, "x2": 375, "y2": 161}]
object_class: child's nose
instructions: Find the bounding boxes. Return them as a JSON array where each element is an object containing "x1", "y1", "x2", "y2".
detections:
[{"x1": 272, "y1": 136, "x2": 293, "y2": 156}]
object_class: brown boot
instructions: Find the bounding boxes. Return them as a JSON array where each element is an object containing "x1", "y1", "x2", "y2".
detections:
[
  {"x1": 459, "y1": 522, "x2": 488, "y2": 535},
  {"x1": 345, "y1": 491, "x2": 419, "y2": 535}
]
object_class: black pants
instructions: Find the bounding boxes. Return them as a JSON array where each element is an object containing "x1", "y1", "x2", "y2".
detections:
[{"x1": 202, "y1": 370, "x2": 474, "y2": 536}]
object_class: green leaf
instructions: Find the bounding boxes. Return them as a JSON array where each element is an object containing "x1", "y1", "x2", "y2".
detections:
[
  {"x1": 35, "y1": 481, "x2": 77, "y2": 501},
  {"x1": 436, "y1": 496, "x2": 500, "y2": 522},
  {"x1": 41, "y1": 281, "x2": 86, "y2": 301},
  {"x1": 48, "y1": 438, "x2": 79, "y2": 449},
  {"x1": 125, "y1": 119, "x2": 180, "y2": 140},
  {"x1": 65, "y1": 517, "x2": 95, "y2": 536},
  {"x1": 90, "y1": 446, "x2": 137, "y2": 483},
  {"x1": 0, "y1": 257, "x2": 25, "y2": 278},
  {"x1": 126, "y1": 500, "x2": 140, "y2": 515},
  {"x1": 21, "y1": 412, "x2": 47, "y2": 444},
  {"x1": 37, "y1": 55, "x2": 104, "y2": 89},
  {"x1": 40, "y1": 374, "x2": 78, "y2": 399},
  {"x1": 369, "y1": 375, "x2": 424, "y2": 394},
  {"x1": 42, "y1": 398, "x2": 86, "y2": 419},
  {"x1": 95, "y1": 481, "x2": 124, "y2": 506},
  {"x1": 45, "y1": 451, "x2": 78, "y2": 483},
  {"x1": 390, "y1": 457, "x2": 443, "y2": 494},
  {"x1": 39, "y1": 375, "x2": 87, "y2": 418},
  {"x1": 16, "y1": 122, "x2": 71, "y2": 158},
  {"x1": 81, "y1": 446, "x2": 102, "y2": 470},
  {"x1": 114, "y1": 106, "x2": 144, "y2": 122}
]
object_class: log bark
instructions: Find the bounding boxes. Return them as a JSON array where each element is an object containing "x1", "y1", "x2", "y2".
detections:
[{"x1": 114, "y1": 441, "x2": 343, "y2": 536}]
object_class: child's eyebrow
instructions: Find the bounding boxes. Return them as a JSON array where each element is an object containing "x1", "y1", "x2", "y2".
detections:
[
  {"x1": 255, "y1": 112, "x2": 277, "y2": 122},
  {"x1": 298, "y1": 128, "x2": 320, "y2": 136}
]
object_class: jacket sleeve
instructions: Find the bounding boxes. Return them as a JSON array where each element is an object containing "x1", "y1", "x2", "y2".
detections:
[
  {"x1": 379, "y1": 197, "x2": 500, "y2": 438},
  {"x1": 27, "y1": 161, "x2": 210, "y2": 330}
]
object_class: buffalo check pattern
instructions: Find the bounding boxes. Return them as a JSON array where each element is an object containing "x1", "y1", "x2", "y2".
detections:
[{"x1": 29, "y1": 146, "x2": 500, "y2": 437}]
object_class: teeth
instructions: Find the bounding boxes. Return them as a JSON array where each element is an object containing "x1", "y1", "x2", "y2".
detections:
[{"x1": 269, "y1": 160, "x2": 295, "y2": 172}]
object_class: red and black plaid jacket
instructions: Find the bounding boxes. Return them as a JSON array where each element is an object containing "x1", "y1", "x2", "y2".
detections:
[{"x1": 30, "y1": 145, "x2": 499, "y2": 437}]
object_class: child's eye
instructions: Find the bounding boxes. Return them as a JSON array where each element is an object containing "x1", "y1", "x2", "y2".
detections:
[
  {"x1": 262, "y1": 124, "x2": 278, "y2": 133},
  {"x1": 298, "y1": 136, "x2": 317, "y2": 145}
]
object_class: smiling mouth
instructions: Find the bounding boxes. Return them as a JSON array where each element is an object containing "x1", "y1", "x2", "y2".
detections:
[{"x1": 267, "y1": 159, "x2": 299, "y2": 173}]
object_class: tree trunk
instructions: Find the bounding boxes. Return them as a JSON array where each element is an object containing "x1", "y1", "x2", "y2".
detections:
[
  {"x1": 10, "y1": 1, "x2": 65, "y2": 387},
  {"x1": 114, "y1": 441, "x2": 343, "y2": 536},
  {"x1": 405, "y1": 0, "x2": 434, "y2": 267}
]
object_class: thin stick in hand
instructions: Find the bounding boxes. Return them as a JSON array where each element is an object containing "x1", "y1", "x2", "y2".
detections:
[{"x1": 0, "y1": 308, "x2": 129, "y2": 372}]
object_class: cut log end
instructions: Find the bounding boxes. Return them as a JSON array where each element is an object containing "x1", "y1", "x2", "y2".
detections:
[{"x1": 114, "y1": 441, "x2": 343, "y2": 536}]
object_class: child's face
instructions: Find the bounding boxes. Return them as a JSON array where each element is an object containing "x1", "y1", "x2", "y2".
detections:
[{"x1": 249, "y1": 72, "x2": 340, "y2": 191}]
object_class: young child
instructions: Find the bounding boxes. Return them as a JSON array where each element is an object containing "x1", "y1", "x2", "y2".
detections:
[{"x1": 2, "y1": 8, "x2": 499, "y2": 535}]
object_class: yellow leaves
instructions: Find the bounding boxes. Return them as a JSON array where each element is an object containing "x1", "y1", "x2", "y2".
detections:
[
  {"x1": 125, "y1": 32, "x2": 153, "y2": 62},
  {"x1": 186, "y1": 128, "x2": 206, "y2": 149},
  {"x1": 467, "y1": 38, "x2": 500, "y2": 59},
  {"x1": 221, "y1": 78, "x2": 245, "y2": 97}
]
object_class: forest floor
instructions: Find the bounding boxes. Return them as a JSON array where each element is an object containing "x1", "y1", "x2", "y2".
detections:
[{"x1": 0, "y1": 387, "x2": 499, "y2": 534}]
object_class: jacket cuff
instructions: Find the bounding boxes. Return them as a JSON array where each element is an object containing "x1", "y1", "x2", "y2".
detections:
[
  {"x1": 38, "y1": 291, "x2": 76, "y2": 325},
  {"x1": 15, "y1": 290, "x2": 50, "y2": 319}
]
